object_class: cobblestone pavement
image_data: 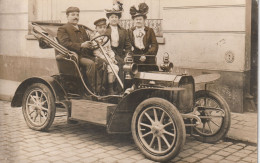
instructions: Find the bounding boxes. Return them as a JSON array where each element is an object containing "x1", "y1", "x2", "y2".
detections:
[
  {"x1": 0, "y1": 101, "x2": 257, "y2": 163},
  {"x1": 227, "y1": 112, "x2": 257, "y2": 144}
]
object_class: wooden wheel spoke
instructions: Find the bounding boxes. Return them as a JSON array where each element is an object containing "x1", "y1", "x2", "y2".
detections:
[
  {"x1": 160, "y1": 112, "x2": 165, "y2": 123},
  {"x1": 41, "y1": 111, "x2": 47, "y2": 119},
  {"x1": 204, "y1": 97, "x2": 207, "y2": 106},
  {"x1": 157, "y1": 137, "x2": 162, "y2": 152},
  {"x1": 144, "y1": 112, "x2": 154, "y2": 123},
  {"x1": 163, "y1": 130, "x2": 175, "y2": 137},
  {"x1": 39, "y1": 113, "x2": 42, "y2": 123},
  {"x1": 29, "y1": 110, "x2": 35, "y2": 116},
  {"x1": 153, "y1": 109, "x2": 159, "y2": 122},
  {"x1": 202, "y1": 122, "x2": 206, "y2": 133},
  {"x1": 30, "y1": 95, "x2": 37, "y2": 103},
  {"x1": 140, "y1": 123, "x2": 152, "y2": 128},
  {"x1": 142, "y1": 131, "x2": 152, "y2": 138},
  {"x1": 41, "y1": 100, "x2": 47, "y2": 105},
  {"x1": 207, "y1": 121, "x2": 213, "y2": 134},
  {"x1": 210, "y1": 119, "x2": 220, "y2": 127},
  {"x1": 33, "y1": 113, "x2": 38, "y2": 122},
  {"x1": 27, "y1": 103, "x2": 37, "y2": 108},
  {"x1": 213, "y1": 103, "x2": 219, "y2": 108},
  {"x1": 163, "y1": 121, "x2": 173, "y2": 128},
  {"x1": 39, "y1": 93, "x2": 43, "y2": 102},
  {"x1": 217, "y1": 109, "x2": 225, "y2": 117},
  {"x1": 35, "y1": 91, "x2": 39, "y2": 100},
  {"x1": 41, "y1": 107, "x2": 48, "y2": 112},
  {"x1": 149, "y1": 135, "x2": 156, "y2": 147},
  {"x1": 161, "y1": 134, "x2": 171, "y2": 148}
]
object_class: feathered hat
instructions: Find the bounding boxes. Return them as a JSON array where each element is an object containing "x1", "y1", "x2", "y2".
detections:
[
  {"x1": 130, "y1": 3, "x2": 149, "y2": 19},
  {"x1": 105, "y1": 1, "x2": 123, "y2": 18}
]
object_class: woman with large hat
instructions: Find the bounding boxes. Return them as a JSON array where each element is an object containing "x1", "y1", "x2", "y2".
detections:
[
  {"x1": 128, "y1": 3, "x2": 159, "y2": 72},
  {"x1": 105, "y1": 1, "x2": 131, "y2": 91}
]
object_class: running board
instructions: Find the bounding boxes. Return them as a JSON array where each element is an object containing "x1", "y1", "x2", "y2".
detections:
[{"x1": 70, "y1": 99, "x2": 116, "y2": 126}]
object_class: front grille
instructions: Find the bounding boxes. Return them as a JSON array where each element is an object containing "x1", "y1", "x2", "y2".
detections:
[{"x1": 178, "y1": 77, "x2": 194, "y2": 113}]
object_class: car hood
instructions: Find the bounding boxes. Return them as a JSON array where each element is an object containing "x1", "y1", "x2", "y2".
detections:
[{"x1": 134, "y1": 72, "x2": 179, "y2": 82}]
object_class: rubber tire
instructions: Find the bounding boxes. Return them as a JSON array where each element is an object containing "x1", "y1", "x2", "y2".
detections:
[
  {"x1": 131, "y1": 98, "x2": 186, "y2": 162},
  {"x1": 22, "y1": 83, "x2": 56, "y2": 131},
  {"x1": 193, "y1": 90, "x2": 231, "y2": 143}
]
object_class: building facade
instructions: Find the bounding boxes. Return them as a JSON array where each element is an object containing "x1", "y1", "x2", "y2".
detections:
[{"x1": 0, "y1": 0, "x2": 258, "y2": 112}]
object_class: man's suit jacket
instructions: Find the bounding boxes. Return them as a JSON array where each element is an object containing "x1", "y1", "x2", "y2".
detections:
[
  {"x1": 57, "y1": 23, "x2": 91, "y2": 57},
  {"x1": 105, "y1": 25, "x2": 131, "y2": 59}
]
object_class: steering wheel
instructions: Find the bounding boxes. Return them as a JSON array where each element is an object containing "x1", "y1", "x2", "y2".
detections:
[{"x1": 90, "y1": 35, "x2": 110, "y2": 50}]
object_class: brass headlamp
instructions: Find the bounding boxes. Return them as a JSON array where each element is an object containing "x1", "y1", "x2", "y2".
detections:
[
  {"x1": 123, "y1": 52, "x2": 138, "y2": 79},
  {"x1": 160, "y1": 52, "x2": 173, "y2": 72}
]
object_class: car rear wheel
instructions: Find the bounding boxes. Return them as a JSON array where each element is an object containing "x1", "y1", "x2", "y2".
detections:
[
  {"x1": 193, "y1": 90, "x2": 231, "y2": 143},
  {"x1": 131, "y1": 98, "x2": 186, "y2": 162},
  {"x1": 22, "y1": 83, "x2": 56, "y2": 131}
]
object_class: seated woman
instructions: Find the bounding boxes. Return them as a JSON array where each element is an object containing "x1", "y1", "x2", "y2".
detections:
[
  {"x1": 105, "y1": 1, "x2": 131, "y2": 93},
  {"x1": 128, "y1": 3, "x2": 159, "y2": 72}
]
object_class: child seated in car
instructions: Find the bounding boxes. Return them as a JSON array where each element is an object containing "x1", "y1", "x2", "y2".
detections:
[{"x1": 92, "y1": 18, "x2": 119, "y2": 95}]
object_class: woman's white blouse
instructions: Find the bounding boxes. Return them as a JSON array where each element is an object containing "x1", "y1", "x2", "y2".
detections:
[
  {"x1": 110, "y1": 25, "x2": 119, "y2": 47},
  {"x1": 133, "y1": 27, "x2": 145, "y2": 50}
]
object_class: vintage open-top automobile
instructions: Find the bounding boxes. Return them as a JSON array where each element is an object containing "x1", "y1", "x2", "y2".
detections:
[{"x1": 11, "y1": 22, "x2": 231, "y2": 162}]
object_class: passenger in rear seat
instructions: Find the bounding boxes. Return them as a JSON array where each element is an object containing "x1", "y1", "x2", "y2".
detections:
[{"x1": 128, "y1": 3, "x2": 158, "y2": 72}]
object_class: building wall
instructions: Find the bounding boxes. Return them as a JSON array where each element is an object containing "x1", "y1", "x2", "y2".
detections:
[
  {"x1": 156, "y1": 0, "x2": 253, "y2": 112},
  {"x1": 157, "y1": 0, "x2": 250, "y2": 72},
  {"x1": 0, "y1": 0, "x2": 28, "y2": 57},
  {"x1": 0, "y1": 0, "x2": 59, "y2": 82}
]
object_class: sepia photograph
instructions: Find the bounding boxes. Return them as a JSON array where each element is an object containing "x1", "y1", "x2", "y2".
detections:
[{"x1": 0, "y1": 0, "x2": 258, "y2": 162}]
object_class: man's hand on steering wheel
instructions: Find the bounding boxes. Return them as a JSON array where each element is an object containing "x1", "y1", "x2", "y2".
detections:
[
  {"x1": 90, "y1": 35, "x2": 110, "y2": 50},
  {"x1": 81, "y1": 41, "x2": 93, "y2": 49}
]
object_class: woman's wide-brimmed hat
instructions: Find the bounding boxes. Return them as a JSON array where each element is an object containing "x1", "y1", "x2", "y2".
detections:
[
  {"x1": 105, "y1": 1, "x2": 123, "y2": 18},
  {"x1": 130, "y1": 3, "x2": 149, "y2": 19}
]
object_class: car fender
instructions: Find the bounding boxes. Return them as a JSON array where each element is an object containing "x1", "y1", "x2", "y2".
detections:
[
  {"x1": 107, "y1": 87, "x2": 184, "y2": 134},
  {"x1": 194, "y1": 73, "x2": 220, "y2": 84},
  {"x1": 11, "y1": 76, "x2": 67, "y2": 107}
]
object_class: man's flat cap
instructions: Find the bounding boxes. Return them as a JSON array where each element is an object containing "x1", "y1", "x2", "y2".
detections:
[
  {"x1": 94, "y1": 18, "x2": 107, "y2": 26},
  {"x1": 66, "y1": 7, "x2": 80, "y2": 15}
]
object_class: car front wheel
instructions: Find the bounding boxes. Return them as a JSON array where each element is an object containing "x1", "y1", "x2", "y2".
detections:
[
  {"x1": 131, "y1": 98, "x2": 186, "y2": 162},
  {"x1": 193, "y1": 90, "x2": 231, "y2": 143},
  {"x1": 22, "y1": 83, "x2": 56, "y2": 131}
]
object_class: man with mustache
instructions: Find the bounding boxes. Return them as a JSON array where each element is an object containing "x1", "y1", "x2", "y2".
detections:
[{"x1": 57, "y1": 7, "x2": 104, "y2": 93}]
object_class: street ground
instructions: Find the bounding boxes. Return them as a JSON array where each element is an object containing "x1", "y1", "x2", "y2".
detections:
[{"x1": 0, "y1": 101, "x2": 257, "y2": 163}]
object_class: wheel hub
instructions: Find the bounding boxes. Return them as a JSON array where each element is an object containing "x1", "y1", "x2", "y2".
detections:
[
  {"x1": 35, "y1": 102, "x2": 42, "y2": 111},
  {"x1": 152, "y1": 122, "x2": 163, "y2": 137}
]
